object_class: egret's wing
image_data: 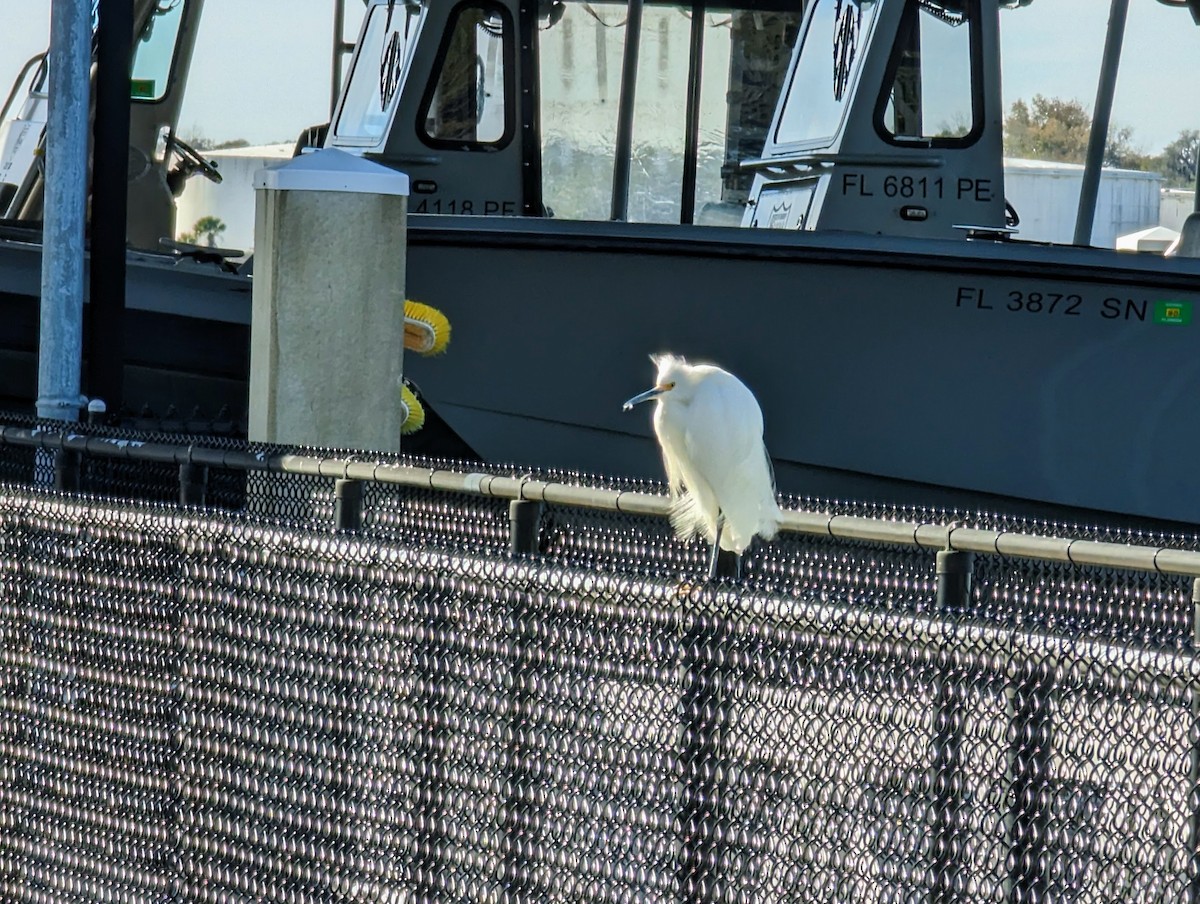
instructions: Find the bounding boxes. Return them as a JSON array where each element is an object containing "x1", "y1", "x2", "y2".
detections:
[
  {"x1": 683, "y1": 372, "x2": 780, "y2": 552},
  {"x1": 662, "y1": 426, "x2": 708, "y2": 541},
  {"x1": 654, "y1": 399, "x2": 708, "y2": 542},
  {"x1": 679, "y1": 372, "x2": 759, "y2": 490},
  {"x1": 653, "y1": 403, "x2": 686, "y2": 497}
]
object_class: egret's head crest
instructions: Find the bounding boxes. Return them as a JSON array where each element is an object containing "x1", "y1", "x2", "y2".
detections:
[{"x1": 651, "y1": 353, "x2": 688, "y2": 384}]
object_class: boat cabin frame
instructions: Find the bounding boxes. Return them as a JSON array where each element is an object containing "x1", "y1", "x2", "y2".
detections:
[{"x1": 324, "y1": 0, "x2": 1200, "y2": 246}]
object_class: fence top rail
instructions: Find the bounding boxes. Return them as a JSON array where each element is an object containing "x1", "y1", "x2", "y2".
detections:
[{"x1": 6, "y1": 424, "x2": 1200, "y2": 580}]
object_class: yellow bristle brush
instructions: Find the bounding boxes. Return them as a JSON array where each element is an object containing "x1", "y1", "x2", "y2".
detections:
[
  {"x1": 403, "y1": 300, "x2": 451, "y2": 356},
  {"x1": 400, "y1": 383, "x2": 426, "y2": 435}
]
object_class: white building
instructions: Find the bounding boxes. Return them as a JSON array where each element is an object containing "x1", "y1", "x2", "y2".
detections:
[{"x1": 1002, "y1": 158, "x2": 1162, "y2": 248}]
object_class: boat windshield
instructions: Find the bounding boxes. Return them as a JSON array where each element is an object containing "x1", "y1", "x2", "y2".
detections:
[
  {"x1": 878, "y1": 0, "x2": 976, "y2": 144},
  {"x1": 335, "y1": 2, "x2": 420, "y2": 144},
  {"x1": 420, "y1": 4, "x2": 509, "y2": 146},
  {"x1": 539, "y1": 2, "x2": 803, "y2": 224},
  {"x1": 775, "y1": 0, "x2": 879, "y2": 147},
  {"x1": 130, "y1": 0, "x2": 189, "y2": 103}
]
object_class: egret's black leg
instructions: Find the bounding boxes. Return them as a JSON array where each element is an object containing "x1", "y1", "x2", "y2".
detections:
[
  {"x1": 707, "y1": 521, "x2": 723, "y2": 581},
  {"x1": 707, "y1": 518, "x2": 742, "y2": 581}
]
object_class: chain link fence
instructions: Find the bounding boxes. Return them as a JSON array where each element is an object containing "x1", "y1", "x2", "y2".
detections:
[{"x1": 0, "y1": 411, "x2": 1198, "y2": 901}]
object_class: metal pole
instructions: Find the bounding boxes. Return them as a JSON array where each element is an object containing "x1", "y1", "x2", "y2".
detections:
[
  {"x1": 1005, "y1": 665, "x2": 1053, "y2": 903},
  {"x1": 330, "y1": 0, "x2": 349, "y2": 120},
  {"x1": 931, "y1": 549, "x2": 972, "y2": 903},
  {"x1": 518, "y1": 0, "x2": 544, "y2": 216},
  {"x1": 935, "y1": 548, "x2": 973, "y2": 611},
  {"x1": 508, "y1": 499, "x2": 543, "y2": 555},
  {"x1": 609, "y1": 0, "x2": 644, "y2": 221},
  {"x1": 53, "y1": 448, "x2": 80, "y2": 492},
  {"x1": 334, "y1": 478, "x2": 364, "y2": 531},
  {"x1": 1189, "y1": 578, "x2": 1200, "y2": 904},
  {"x1": 179, "y1": 461, "x2": 208, "y2": 507},
  {"x1": 89, "y1": 0, "x2": 134, "y2": 414},
  {"x1": 679, "y1": 1, "x2": 704, "y2": 225},
  {"x1": 37, "y1": 0, "x2": 92, "y2": 422},
  {"x1": 677, "y1": 602, "x2": 726, "y2": 904},
  {"x1": 1073, "y1": 0, "x2": 1128, "y2": 246},
  {"x1": 1193, "y1": 139, "x2": 1200, "y2": 212}
]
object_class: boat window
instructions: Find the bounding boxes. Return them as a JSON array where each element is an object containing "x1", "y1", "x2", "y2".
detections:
[
  {"x1": 334, "y1": 3, "x2": 419, "y2": 143},
  {"x1": 538, "y1": 3, "x2": 800, "y2": 224},
  {"x1": 130, "y1": 0, "x2": 188, "y2": 103},
  {"x1": 419, "y1": 3, "x2": 512, "y2": 147},
  {"x1": 538, "y1": 1, "x2": 624, "y2": 220},
  {"x1": 877, "y1": 0, "x2": 977, "y2": 143},
  {"x1": 774, "y1": 0, "x2": 880, "y2": 147}
]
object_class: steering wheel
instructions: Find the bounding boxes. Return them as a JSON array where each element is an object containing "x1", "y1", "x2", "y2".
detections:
[{"x1": 168, "y1": 134, "x2": 222, "y2": 184}]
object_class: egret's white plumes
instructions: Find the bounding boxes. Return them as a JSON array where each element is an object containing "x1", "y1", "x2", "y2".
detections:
[{"x1": 624, "y1": 354, "x2": 781, "y2": 564}]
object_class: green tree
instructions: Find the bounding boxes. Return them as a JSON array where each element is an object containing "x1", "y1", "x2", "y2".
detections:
[
  {"x1": 179, "y1": 215, "x2": 227, "y2": 247},
  {"x1": 1004, "y1": 95, "x2": 1149, "y2": 170},
  {"x1": 1158, "y1": 129, "x2": 1200, "y2": 188}
]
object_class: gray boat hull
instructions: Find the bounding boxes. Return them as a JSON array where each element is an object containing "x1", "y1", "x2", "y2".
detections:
[
  {"x1": 405, "y1": 217, "x2": 1200, "y2": 524},
  {"x1": 0, "y1": 214, "x2": 1196, "y2": 525}
]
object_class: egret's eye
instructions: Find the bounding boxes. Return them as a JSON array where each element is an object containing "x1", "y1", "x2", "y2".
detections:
[{"x1": 660, "y1": 381, "x2": 676, "y2": 391}]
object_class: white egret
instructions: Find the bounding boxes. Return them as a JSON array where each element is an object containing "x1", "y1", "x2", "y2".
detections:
[{"x1": 623, "y1": 354, "x2": 782, "y2": 579}]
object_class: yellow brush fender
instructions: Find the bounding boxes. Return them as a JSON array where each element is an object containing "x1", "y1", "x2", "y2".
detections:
[
  {"x1": 400, "y1": 382, "x2": 426, "y2": 435},
  {"x1": 403, "y1": 300, "x2": 451, "y2": 355}
]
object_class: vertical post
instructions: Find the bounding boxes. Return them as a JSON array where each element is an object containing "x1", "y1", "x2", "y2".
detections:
[
  {"x1": 712, "y1": 548, "x2": 740, "y2": 581},
  {"x1": 508, "y1": 499, "x2": 542, "y2": 556},
  {"x1": 677, "y1": 602, "x2": 725, "y2": 904},
  {"x1": 501, "y1": 570, "x2": 536, "y2": 898},
  {"x1": 1193, "y1": 139, "x2": 1200, "y2": 212},
  {"x1": 935, "y1": 548, "x2": 973, "y2": 611},
  {"x1": 249, "y1": 151, "x2": 409, "y2": 451},
  {"x1": 54, "y1": 447, "x2": 80, "y2": 493},
  {"x1": 37, "y1": 0, "x2": 92, "y2": 423},
  {"x1": 930, "y1": 549, "x2": 972, "y2": 902},
  {"x1": 1189, "y1": 578, "x2": 1200, "y2": 903},
  {"x1": 331, "y1": 0, "x2": 347, "y2": 120},
  {"x1": 679, "y1": 0, "x2": 704, "y2": 225},
  {"x1": 179, "y1": 462, "x2": 208, "y2": 507},
  {"x1": 1073, "y1": 0, "x2": 1129, "y2": 246},
  {"x1": 517, "y1": 0, "x2": 544, "y2": 216},
  {"x1": 334, "y1": 478, "x2": 364, "y2": 531},
  {"x1": 609, "y1": 0, "x2": 644, "y2": 221},
  {"x1": 1005, "y1": 668, "x2": 1053, "y2": 902},
  {"x1": 86, "y1": 398, "x2": 107, "y2": 426},
  {"x1": 89, "y1": 0, "x2": 133, "y2": 412}
]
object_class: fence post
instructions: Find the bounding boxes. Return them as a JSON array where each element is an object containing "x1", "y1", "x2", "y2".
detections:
[
  {"x1": 1190, "y1": 578, "x2": 1200, "y2": 903},
  {"x1": 179, "y1": 462, "x2": 208, "y2": 507},
  {"x1": 931, "y1": 548, "x2": 972, "y2": 902},
  {"x1": 334, "y1": 478, "x2": 364, "y2": 531},
  {"x1": 53, "y1": 448, "x2": 80, "y2": 493},
  {"x1": 508, "y1": 499, "x2": 542, "y2": 556},
  {"x1": 677, "y1": 601, "x2": 726, "y2": 903},
  {"x1": 1005, "y1": 668, "x2": 1053, "y2": 902},
  {"x1": 86, "y1": 398, "x2": 107, "y2": 426},
  {"x1": 712, "y1": 548, "x2": 740, "y2": 581},
  {"x1": 935, "y1": 548, "x2": 973, "y2": 612}
]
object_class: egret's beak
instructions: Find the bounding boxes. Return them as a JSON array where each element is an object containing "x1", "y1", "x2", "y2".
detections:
[{"x1": 623, "y1": 386, "x2": 664, "y2": 411}]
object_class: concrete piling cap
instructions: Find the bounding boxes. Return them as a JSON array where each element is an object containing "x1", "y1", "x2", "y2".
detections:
[{"x1": 254, "y1": 148, "x2": 409, "y2": 196}]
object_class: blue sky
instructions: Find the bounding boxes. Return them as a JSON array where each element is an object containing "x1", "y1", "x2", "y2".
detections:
[
  {"x1": 2, "y1": 0, "x2": 1199, "y2": 154},
  {"x1": 2, "y1": 0, "x2": 364, "y2": 147}
]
